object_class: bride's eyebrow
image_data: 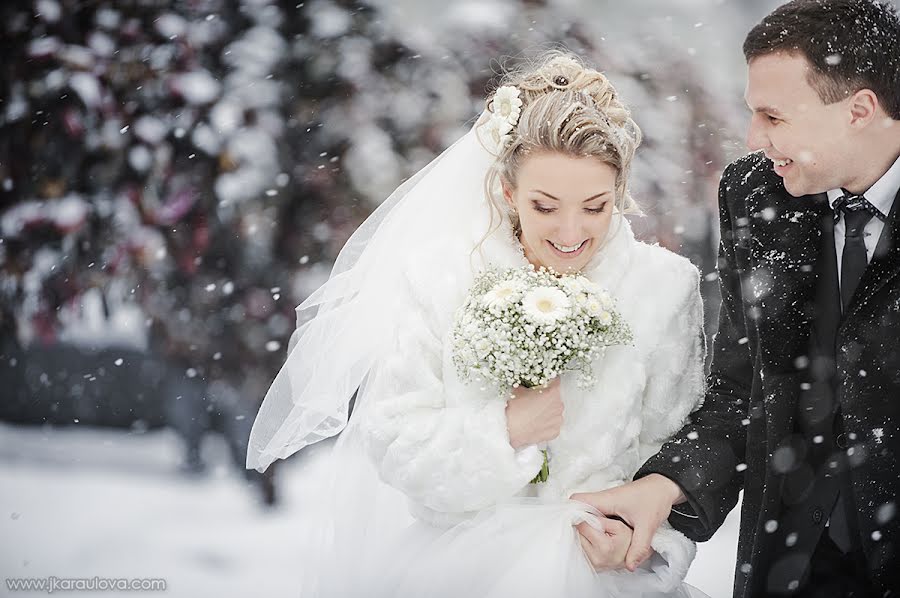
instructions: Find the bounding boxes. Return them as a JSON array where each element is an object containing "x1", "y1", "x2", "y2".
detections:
[{"x1": 530, "y1": 190, "x2": 611, "y2": 203}]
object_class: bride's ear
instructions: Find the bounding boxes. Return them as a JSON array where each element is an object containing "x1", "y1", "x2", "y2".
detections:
[{"x1": 500, "y1": 179, "x2": 516, "y2": 210}]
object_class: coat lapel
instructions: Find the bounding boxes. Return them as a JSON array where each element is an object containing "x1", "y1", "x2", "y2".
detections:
[
  {"x1": 749, "y1": 190, "x2": 831, "y2": 372},
  {"x1": 745, "y1": 190, "x2": 831, "y2": 450},
  {"x1": 844, "y1": 187, "x2": 900, "y2": 320}
]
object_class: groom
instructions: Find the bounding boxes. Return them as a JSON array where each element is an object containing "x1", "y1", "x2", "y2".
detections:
[{"x1": 574, "y1": 0, "x2": 900, "y2": 595}]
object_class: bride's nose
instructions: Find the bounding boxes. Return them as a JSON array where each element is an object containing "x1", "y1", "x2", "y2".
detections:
[{"x1": 555, "y1": 212, "x2": 585, "y2": 245}]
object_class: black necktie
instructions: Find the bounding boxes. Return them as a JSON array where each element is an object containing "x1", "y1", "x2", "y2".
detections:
[{"x1": 835, "y1": 193, "x2": 880, "y2": 312}]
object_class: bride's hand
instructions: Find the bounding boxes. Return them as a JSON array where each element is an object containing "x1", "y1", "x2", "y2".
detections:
[
  {"x1": 575, "y1": 517, "x2": 633, "y2": 572},
  {"x1": 504, "y1": 377, "x2": 563, "y2": 450},
  {"x1": 570, "y1": 474, "x2": 685, "y2": 572}
]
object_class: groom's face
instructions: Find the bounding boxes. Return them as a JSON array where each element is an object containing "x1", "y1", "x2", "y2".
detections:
[{"x1": 744, "y1": 52, "x2": 854, "y2": 197}]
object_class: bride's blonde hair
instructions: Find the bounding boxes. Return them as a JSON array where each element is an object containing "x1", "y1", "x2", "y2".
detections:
[{"x1": 479, "y1": 51, "x2": 643, "y2": 238}]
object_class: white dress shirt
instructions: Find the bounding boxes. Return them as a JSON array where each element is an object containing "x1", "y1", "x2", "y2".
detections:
[{"x1": 826, "y1": 153, "x2": 900, "y2": 286}]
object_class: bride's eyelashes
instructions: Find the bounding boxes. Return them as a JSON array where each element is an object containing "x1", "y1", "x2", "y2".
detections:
[
  {"x1": 531, "y1": 202, "x2": 555, "y2": 213},
  {"x1": 529, "y1": 201, "x2": 609, "y2": 215}
]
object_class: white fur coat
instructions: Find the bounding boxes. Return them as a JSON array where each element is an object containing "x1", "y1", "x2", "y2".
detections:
[{"x1": 359, "y1": 215, "x2": 706, "y2": 584}]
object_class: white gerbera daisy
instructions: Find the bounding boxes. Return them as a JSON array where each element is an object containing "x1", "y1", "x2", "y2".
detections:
[
  {"x1": 560, "y1": 277, "x2": 582, "y2": 295},
  {"x1": 492, "y1": 86, "x2": 523, "y2": 125},
  {"x1": 483, "y1": 279, "x2": 523, "y2": 309},
  {"x1": 562, "y1": 275, "x2": 600, "y2": 295},
  {"x1": 522, "y1": 287, "x2": 571, "y2": 325},
  {"x1": 483, "y1": 116, "x2": 513, "y2": 154},
  {"x1": 598, "y1": 310, "x2": 613, "y2": 326},
  {"x1": 580, "y1": 279, "x2": 603, "y2": 297},
  {"x1": 585, "y1": 299, "x2": 602, "y2": 317},
  {"x1": 598, "y1": 290, "x2": 613, "y2": 309}
]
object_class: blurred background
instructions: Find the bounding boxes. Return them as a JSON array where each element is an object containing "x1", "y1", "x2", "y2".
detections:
[{"x1": 0, "y1": 0, "x2": 785, "y2": 596}]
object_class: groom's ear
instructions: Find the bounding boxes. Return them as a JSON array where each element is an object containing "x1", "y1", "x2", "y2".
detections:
[{"x1": 848, "y1": 88, "x2": 878, "y2": 129}]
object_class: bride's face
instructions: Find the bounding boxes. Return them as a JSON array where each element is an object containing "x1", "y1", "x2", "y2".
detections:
[{"x1": 503, "y1": 152, "x2": 617, "y2": 274}]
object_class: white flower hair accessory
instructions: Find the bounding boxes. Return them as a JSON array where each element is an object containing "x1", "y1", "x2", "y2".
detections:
[
  {"x1": 479, "y1": 85, "x2": 523, "y2": 156},
  {"x1": 482, "y1": 117, "x2": 514, "y2": 155},
  {"x1": 491, "y1": 85, "x2": 523, "y2": 124}
]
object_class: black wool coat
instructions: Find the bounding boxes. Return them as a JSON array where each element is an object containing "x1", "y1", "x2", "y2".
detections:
[{"x1": 638, "y1": 151, "x2": 900, "y2": 597}]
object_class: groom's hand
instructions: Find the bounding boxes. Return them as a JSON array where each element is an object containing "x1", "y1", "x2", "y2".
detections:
[
  {"x1": 575, "y1": 517, "x2": 632, "y2": 572},
  {"x1": 570, "y1": 474, "x2": 685, "y2": 572}
]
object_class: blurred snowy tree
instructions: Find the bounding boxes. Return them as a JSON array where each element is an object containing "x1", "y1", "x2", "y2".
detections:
[{"x1": 0, "y1": 0, "x2": 739, "y2": 446}]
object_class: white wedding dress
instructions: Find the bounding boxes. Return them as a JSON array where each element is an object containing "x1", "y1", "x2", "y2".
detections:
[
  {"x1": 331, "y1": 216, "x2": 710, "y2": 598},
  {"x1": 248, "y1": 124, "x2": 710, "y2": 598}
]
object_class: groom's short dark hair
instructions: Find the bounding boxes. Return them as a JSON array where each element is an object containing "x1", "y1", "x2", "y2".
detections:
[{"x1": 743, "y1": 0, "x2": 900, "y2": 120}]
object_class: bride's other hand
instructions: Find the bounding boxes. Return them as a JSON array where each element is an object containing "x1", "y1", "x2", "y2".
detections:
[
  {"x1": 575, "y1": 517, "x2": 632, "y2": 572},
  {"x1": 504, "y1": 377, "x2": 563, "y2": 450},
  {"x1": 570, "y1": 474, "x2": 685, "y2": 572}
]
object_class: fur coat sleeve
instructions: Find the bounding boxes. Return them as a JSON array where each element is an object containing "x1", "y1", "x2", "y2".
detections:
[
  {"x1": 629, "y1": 247, "x2": 706, "y2": 587},
  {"x1": 359, "y1": 266, "x2": 542, "y2": 514},
  {"x1": 638, "y1": 262, "x2": 706, "y2": 463}
]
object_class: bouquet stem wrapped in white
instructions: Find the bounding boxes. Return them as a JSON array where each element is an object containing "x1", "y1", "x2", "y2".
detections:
[{"x1": 451, "y1": 266, "x2": 632, "y2": 483}]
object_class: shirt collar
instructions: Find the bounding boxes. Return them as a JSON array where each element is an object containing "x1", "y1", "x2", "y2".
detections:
[{"x1": 826, "y1": 152, "x2": 900, "y2": 217}]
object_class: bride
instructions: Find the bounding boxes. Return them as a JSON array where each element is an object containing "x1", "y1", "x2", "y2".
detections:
[{"x1": 247, "y1": 52, "x2": 709, "y2": 597}]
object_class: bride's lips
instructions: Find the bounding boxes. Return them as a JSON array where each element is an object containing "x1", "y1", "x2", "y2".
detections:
[{"x1": 546, "y1": 239, "x2": 589, "y2": 259}]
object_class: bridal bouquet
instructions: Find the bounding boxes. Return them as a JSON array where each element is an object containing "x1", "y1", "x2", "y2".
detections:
[{"x1": 450, "y1": 266, "x2": 632, "y2": 482}]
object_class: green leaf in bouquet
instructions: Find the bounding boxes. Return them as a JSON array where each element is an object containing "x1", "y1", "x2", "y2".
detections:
[{"x1": 530, "y1": 449, "x2": 550, "y2": 484}]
